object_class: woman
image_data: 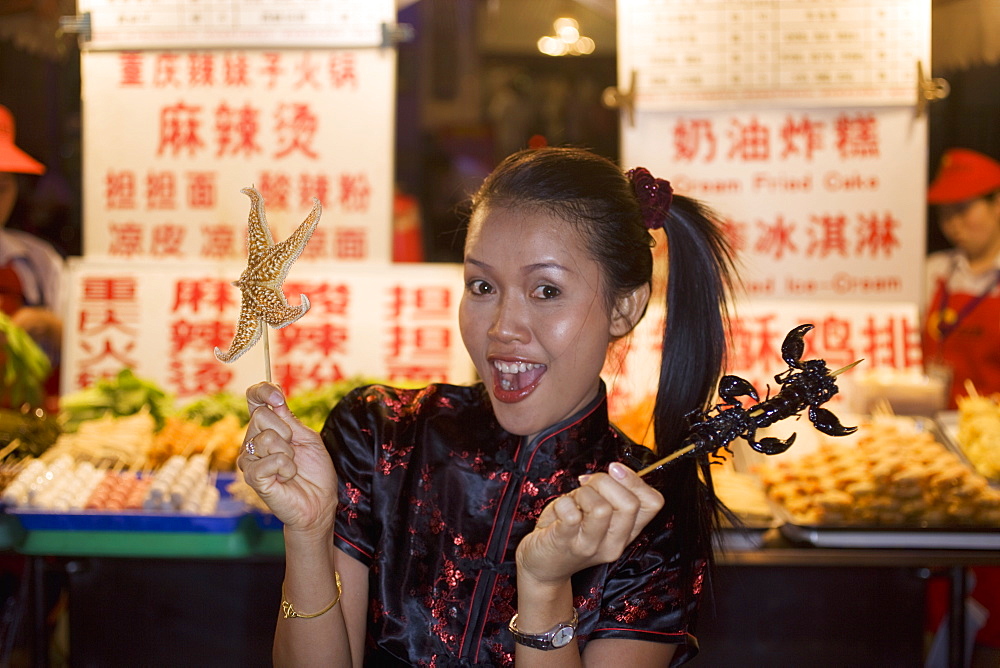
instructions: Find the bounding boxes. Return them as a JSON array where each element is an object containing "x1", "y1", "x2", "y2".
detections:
[{"x1": 240, "y1": 147, "x2": 735, "y2": 666}]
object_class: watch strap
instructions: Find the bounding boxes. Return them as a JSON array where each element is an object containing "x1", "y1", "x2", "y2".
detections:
[{"x1": 508, "y1": 608, "x2": 579, "y2": 650}]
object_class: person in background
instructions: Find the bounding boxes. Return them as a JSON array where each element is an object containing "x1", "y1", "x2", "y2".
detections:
[
  {"x1": 923, "y1": 147, "x2": 1000, "y2": 667},
  {"x1": 923, "y1": 147, "x2": 1000, "y2": 407},
  {"x1": 239, "y1": 147, "x2": 735, "y2": 666},
  {"x1": 0, "y1": 103, "x2": 65, "y2": 408}
]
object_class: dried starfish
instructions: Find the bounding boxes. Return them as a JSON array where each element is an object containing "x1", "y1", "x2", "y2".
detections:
[{"x1": 214, "y1": 186, "x2": 322, "y2": 365}]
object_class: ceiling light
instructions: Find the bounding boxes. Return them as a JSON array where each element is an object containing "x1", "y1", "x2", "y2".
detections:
[{"x1": 537, "y1": 16, "x2": 594, "y2": 57}]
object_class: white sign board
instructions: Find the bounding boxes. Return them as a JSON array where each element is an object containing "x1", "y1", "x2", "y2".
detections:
[
  {"x1": 622, "y1": 106, "x2": 927, "y2": 305},
  {"x1": 77, "y1": 0, "x2": 393, "y2": 50},
  {"x1": 81, "y1": 47, "x2": 395, "y2": 263},
  {"x1": 61, "y1": 260, "x2": 476, "y2": 401},
  {"x1": 618, "y1": 0, "x2": 929, "y2": 109}
]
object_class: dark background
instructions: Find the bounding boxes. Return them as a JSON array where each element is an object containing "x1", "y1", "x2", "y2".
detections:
[{"x1": 1, "y1": 1, "x2": 994, "y2": 262}]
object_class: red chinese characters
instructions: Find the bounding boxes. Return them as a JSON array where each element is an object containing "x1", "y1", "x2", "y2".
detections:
[
  {"x1": 98, "y1": 50, "x2": 373, "y2": 261},
  {"x1": 74, "y1": 277, "x2": 141, "y2": 388},
  {"x1": 167, "y1": 278, "x2": 239, "y2": 397},
  {"x1": 384, "y1": 285, "x2": 454, "y2": 383},
  {"x1": 726, "y1": 312, "x2": 921, "y2": 394},
  {"x1": 732, "y1": 211, "x2": 903, "y2": 262},
  {"x1": 673, "y1": 112, "x2": 879, "y2": 164}
]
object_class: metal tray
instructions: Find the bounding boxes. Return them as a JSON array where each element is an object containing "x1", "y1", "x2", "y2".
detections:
[
  {"x1": 767, "y1": 416, "x2": 1000, "y2": 549},
  {"x1": 779, "y1": 521, "x2": 1000, "y2": 550}
]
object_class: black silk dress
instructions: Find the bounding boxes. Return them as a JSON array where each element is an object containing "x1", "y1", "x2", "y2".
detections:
[{"x1": 322, "y1": 382, "x2": 702, "y2": 667}]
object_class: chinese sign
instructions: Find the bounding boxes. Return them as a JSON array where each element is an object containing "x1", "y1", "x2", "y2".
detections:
[
  {"x1": 81, "y1": 47, "x2": 395, "y2": 262},
  {"x1": 623, "y1": 106, "x2": 926, "y2": 304},
  {"x1": 78, "y1": 0, "x2": 392, "y2": 50},
  {"x1": 618, "y1": 0, "x2": 929, "y2": 109},
  {"x1": 62, "y1": 260, "x2": 476, "y2": 400},
  {"x1": 604, "y1": 299, "x2": 920, "y2": 416}
]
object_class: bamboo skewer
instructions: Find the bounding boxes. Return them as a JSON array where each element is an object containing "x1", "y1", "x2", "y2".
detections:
[
  {"x1": 637, "y1": 359, "x2": 864, "y2": 477},
  {"x1": 965, "y1": 378, "x2": 979, "y2": 399},
  {"x1": 264, "y1": 329, "x2": 272, "y2": 384}
]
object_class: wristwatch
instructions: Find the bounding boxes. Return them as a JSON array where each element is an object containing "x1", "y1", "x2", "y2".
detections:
[{"x1": 508, "y1": 608, "x2": 579, "y2": 650}]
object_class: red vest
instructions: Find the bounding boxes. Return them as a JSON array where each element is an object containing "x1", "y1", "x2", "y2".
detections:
[{"x1": 922, "y1": 272, "x2": 1000, "y2": 408}]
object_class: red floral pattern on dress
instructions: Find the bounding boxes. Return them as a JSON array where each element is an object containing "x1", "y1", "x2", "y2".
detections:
[
  {"x1": 337, "y1": 482, "x2": 361, "y2": 522},
  {"x1": 327, "y1": 383, "x2": 701, "y2": 666}
]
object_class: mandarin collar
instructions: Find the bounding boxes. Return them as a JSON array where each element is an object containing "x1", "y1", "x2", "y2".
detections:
[{"x1": 521, "y1": 380, "x2": 611, "y2": 452}]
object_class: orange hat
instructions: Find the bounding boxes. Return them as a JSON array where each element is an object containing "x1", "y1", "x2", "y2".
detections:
[
  {"x1": 0, "y1": 105, "x2": 45, "y2": 175},
  {"x1": 927, "y1": 148, "x2": 1000, "y2": 205}
]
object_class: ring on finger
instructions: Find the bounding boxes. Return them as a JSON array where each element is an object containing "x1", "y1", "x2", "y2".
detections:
[{"x1": 245, "y1": 438, "x2": 257, "y2": 457}]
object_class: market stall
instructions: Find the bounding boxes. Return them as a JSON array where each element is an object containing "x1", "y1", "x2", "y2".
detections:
[{"x1": 2, "y1": 0, "x2": 998, "y2": 667}]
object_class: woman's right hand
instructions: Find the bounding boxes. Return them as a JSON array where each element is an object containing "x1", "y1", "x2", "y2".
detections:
[{"x1": 238, "y1": 382, "x2": 338, "y2": 536}]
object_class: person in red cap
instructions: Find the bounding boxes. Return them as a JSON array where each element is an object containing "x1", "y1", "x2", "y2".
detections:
[
  {"x1": 922, "y1": 147, "x2": 1000, "y2": 666},
  {"x1": 922, "y1": 147, "x2": 1000, "y2": 407},
  {"x1": 0, "y1": 103, "x2": 65, "y2": 409}
]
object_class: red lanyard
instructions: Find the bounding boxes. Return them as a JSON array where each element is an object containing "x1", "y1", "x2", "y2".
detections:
[{"x1": 936, "y1": 261, "x2": 1000, "y2": 341}]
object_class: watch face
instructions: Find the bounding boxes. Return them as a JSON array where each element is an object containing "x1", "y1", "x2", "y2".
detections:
[{"x1": 551, "y1": 625, "x2": 576, "y2": 648}]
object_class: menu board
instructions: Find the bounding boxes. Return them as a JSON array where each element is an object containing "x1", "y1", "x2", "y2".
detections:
[
  {"x1": 618, "y1": 0, "x2": 929, "y2": 109},
  {"x1": 623, "y1": 106, "x2": 927, "y2": 304},
  {"x1": 81, "y1": 47, "x2": 395, "y2": 263},
  {"x1": 77, "y1": 0, "x2": 392, "y2": 50}
]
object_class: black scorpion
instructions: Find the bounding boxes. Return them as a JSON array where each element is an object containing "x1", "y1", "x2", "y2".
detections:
[{"x1": 636, "y1": 323, "x2": 859, "y2": 478}]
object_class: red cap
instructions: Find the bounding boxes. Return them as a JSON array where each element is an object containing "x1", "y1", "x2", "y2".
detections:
[
  {"x1": 927, "y1": 148, "x2": 1000, "y2": 205},
  {"x1": 0, "y1": 105, "x2": 45, "y2": 175}
]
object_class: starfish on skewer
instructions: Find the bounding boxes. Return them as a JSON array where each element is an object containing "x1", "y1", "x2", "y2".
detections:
[{"x1": 214, "y1": 186, "x2": 322, "y2": 364}]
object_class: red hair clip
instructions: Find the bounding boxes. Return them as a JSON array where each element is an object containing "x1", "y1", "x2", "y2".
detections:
[{"x1": 627, "y1": 167, "x2": 672, "y2": 230}]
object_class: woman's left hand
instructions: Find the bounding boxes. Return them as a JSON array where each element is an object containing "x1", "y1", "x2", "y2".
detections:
[{"x1": 516, "y1": 462, "x2": 664, "y2": 585}]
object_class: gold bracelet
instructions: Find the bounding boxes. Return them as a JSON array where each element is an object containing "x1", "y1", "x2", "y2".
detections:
[{"x1": 281, "y1": 571, "x2": 342, "y2": 619}]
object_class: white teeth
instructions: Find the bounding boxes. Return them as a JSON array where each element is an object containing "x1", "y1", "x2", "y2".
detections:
[{"x1": 493, "y1": 361, "x2": 542, "y2": 374}]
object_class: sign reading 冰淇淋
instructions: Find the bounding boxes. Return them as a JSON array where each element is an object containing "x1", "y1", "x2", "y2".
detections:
[{"x1": 623, "y1": 106, "x2": 927, "y2": 305}]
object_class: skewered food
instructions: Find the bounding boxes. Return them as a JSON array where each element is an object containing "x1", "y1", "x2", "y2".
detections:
[
  {"x1": 758, "y1": 416, "x2": 1000, "y2": 527},
  {"x1": 955, "y1": 385, "x2": 1000, "y2": 481},
  {"x1": 214, "y1": 186, "x2": 321, "y2": 366},
  {"x1": 632, "y1": 324, "x2": 858, "y2": 477}
]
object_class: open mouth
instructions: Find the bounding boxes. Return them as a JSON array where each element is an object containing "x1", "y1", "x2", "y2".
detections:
[{"x1": 491, "y1": 360, "x2": 546, "y2": 402}]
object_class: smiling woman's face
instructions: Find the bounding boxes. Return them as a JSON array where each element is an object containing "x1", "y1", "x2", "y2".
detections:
[{"x1": 459, "y1": 204, "x2": 628, "y2": 441}]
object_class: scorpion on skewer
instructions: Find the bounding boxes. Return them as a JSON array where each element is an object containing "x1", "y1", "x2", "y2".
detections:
[{"x1": 635, "y1": 323, "x2": 860, "y2": 478}]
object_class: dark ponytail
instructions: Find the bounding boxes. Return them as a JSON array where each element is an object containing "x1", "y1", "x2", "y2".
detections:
[
  {"x1": 654, "y1": 193, "x2": 735, "y2": 453},
  {"x1": 652, "y1": 193, "x2": 737, "y2": 617}
]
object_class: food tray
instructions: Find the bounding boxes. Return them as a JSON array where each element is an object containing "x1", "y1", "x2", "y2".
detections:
[
  {"x1": 5, "y1": 474, "x2": 262, "y2": 557},
  {"x1": 251, "y1": 511, "x2": 285, "y2": 556},
  {"x1": 718, "y1": 526, "x2": 770, "y2": 551},
  {"x1": 779, "y1": 522, "x2": 1000, "y2": 550},
  {"x1": 772, "y1": 491, "x2": 1000, "y2": 550},
  {"x1": 766, "y1": 416, "x2": 1000, "y2": 549},
  {"x1": 11, "y1": 517, "x2": 260, "y2": 558}
]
